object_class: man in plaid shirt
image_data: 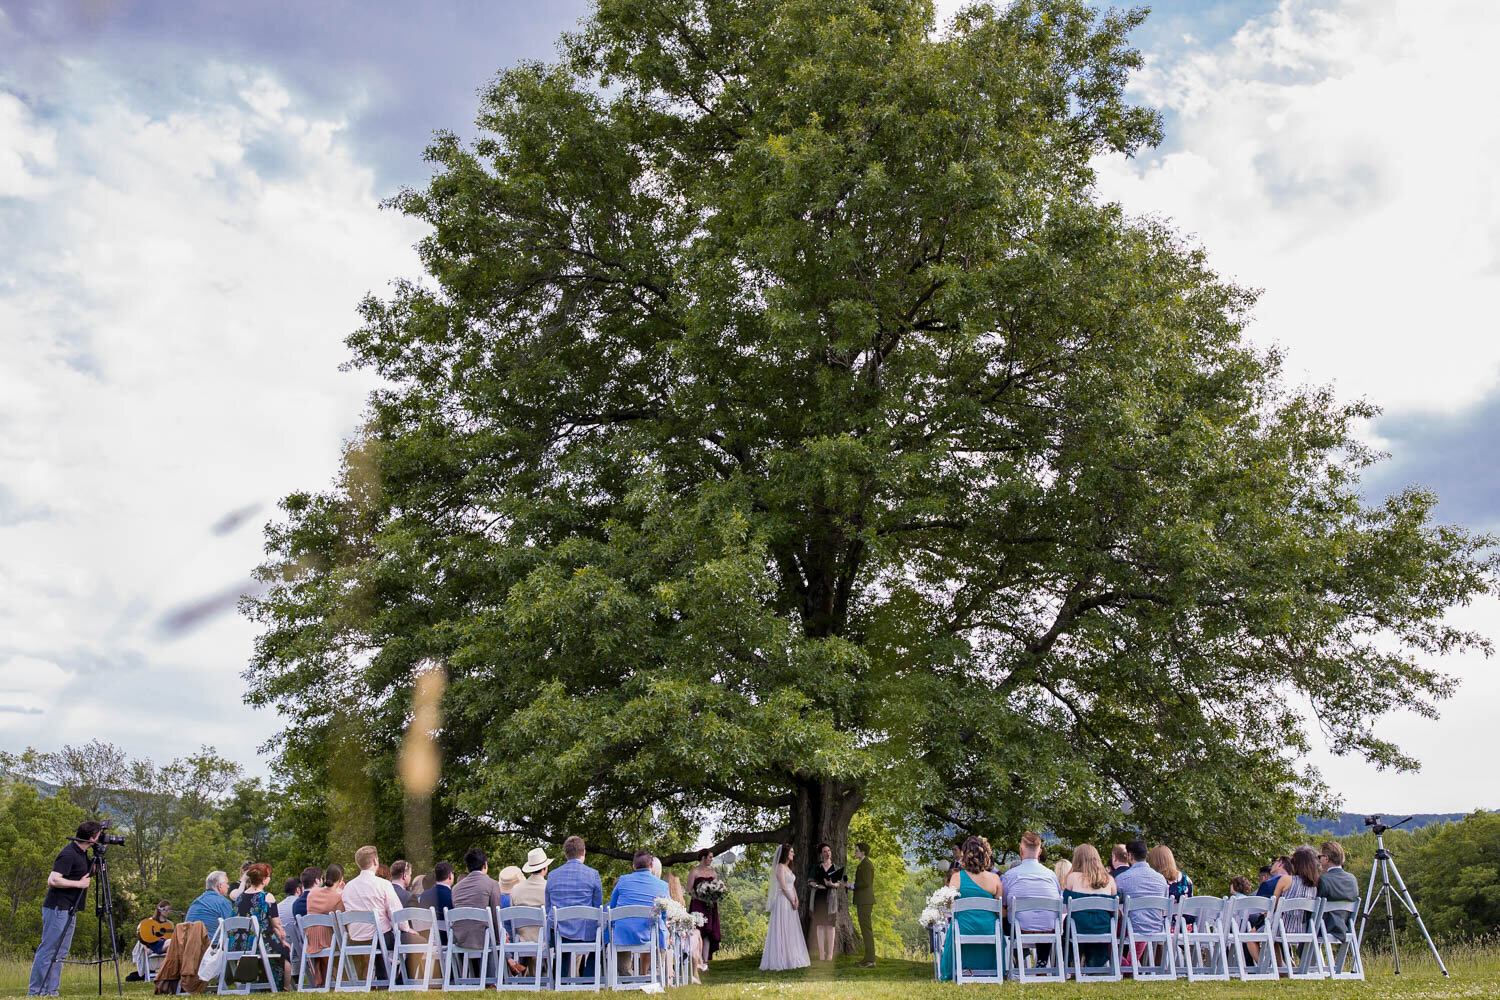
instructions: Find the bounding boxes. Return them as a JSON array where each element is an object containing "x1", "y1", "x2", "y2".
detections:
[{"x1": 546, "y1": 836, "x2": 604, "y2": 974}]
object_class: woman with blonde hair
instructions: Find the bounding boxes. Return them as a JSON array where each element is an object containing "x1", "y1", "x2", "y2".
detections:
[
  {"x1": 1053, "y1": 860, "x2": 1072, "y2": 885},
  {"x1": 1148, "y1": 844, "x2": 1194, "y2": 906},
  {"x1": 1062, "y1": 845, "x2": 1116, "y2": 968}
]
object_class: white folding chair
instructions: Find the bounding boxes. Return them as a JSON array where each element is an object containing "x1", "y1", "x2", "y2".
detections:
[
  {"x1": 552, "y1": 905, "x2": 604, "y2": 991},
  {"x1": 1175, "y1": 896, "x2": 1229, "y2": 981},
  {"x1": 604, "y1": 905, "x2": 663, "y2": 992},
  {"x1": 217, "y1": 916, "x2": 279, "y2": 994},
  {"x1": 1008, "y1": 897, "x2": 1065, "y2": 983},
  {"x1": 1225, "y1": 896, "x2": 1277, "y2": 981},
  {"x1": 295, "y1": 914, "x2": 336, "y2": 992},
  {"x1": 1318, "y1": 900, "x2": 1365, "y2": 980},
  {"x1": 1065, "y1": 894, "x2": 1122, "y2": 982},
  {"x1": 443, "y1": 907, "x2": 493, "y2": 991},
  {"x1": 496, "y1": 905, "x2": 550, "y2": 991},
  {"x1": 389, "y1": 905, "x2": 440, "y2": 991},
  {"x1": 331, "y1": 910, "x2": 390, "y2": 992},
  {"x1": 947, "y1": 897, "x2": 1005, "y2": 984},
  {"x1": 1123, "y1": 896, "x2": 1176, "y2": 980},
  {"x1": 1274, "y1": 896, "x2": 1328, "y2": 979}
]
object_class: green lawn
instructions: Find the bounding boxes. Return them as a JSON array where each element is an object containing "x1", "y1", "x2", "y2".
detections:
[{"x1": 3, "y1": 950, "x2": 1494, "y2": 999}]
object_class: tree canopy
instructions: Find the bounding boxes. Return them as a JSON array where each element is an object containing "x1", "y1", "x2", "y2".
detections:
[{"x1": 244, "y1": 0, "x2": 1496, "y2": 935}]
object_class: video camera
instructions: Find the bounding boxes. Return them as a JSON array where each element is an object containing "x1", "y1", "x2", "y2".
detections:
[
  {"x1": 1363, "y1": 814, "x2": 1412, "y2": 836},
  {"x1": 89, "y1": 821, "x2": 127, "y2": 847}
]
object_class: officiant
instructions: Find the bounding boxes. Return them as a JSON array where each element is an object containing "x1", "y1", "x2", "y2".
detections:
[{"x1": 807, "y1": 843, "x2": 845, "y2": 962}]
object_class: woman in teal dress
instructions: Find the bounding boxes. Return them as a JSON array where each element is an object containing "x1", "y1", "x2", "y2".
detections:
[
  {"x1": 1061, "y1": 844, "x2": 1118, "y2": 968},
  {"x1": 939, "y1": 836, "x2": 1004, "y2": 980}
]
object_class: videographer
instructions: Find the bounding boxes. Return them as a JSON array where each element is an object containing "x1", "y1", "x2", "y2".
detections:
[{"x1": 27, "y1": 820, "x2": 102, "y2": 996}]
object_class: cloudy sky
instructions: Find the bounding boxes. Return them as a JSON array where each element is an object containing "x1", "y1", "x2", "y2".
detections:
[{"x1": 2, "y1": 0, "x2": 1496, "y2": 814}]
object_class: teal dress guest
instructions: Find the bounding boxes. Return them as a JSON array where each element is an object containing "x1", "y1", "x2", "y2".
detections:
[
  {"x1": 939, "y1": 837, "x2": 1004, "y2": 981},
  {"x1": 1061, "y1": 846, "x2": 1119, "y2": 968},
  {"x1": 1063, "y1": 889, "x2": 1113, "y2": 966}
]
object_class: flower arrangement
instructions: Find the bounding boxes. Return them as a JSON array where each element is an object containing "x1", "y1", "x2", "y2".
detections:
[
  {"x1": 654, "y1": 896, "x2": 708, "y2": 934},
  {"x1": 691, "y1": 877, "x2": 730, "y2": 904},
  {"x1": 919, "y1": 885, "x2": 959, "y2": 930}
]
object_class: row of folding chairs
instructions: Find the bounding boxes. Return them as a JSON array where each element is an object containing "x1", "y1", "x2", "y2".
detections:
[
  {"x1": 940, "y1": 892, "x2": 1364, "y2": 985},
  {"x1": 280, "y1": 903, "x2": 667, "y2": 993}
]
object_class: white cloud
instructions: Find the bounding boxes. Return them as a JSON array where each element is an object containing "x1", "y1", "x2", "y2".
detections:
[
  {"x1": 1094, "y1": 0, "x2": 1500, "y2": 413},
  {"x1": 0, "y1": 61, "x2": 425, "y2": 769}
]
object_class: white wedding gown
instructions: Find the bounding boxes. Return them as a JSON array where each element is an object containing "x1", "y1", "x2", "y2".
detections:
[{"x1": 760, "y1": 865, "x2": 811, "y2": 971}]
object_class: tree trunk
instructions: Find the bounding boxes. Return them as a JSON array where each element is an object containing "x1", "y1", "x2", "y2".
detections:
[{"x1": 790, "y1": 777, "x2": 864, "y2": 954}]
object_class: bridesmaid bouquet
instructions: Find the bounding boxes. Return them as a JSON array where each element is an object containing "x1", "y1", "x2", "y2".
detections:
[
  {"x1": 691, "y1": 878, "x2": 730, "y2": 903},
  {"x1": 919, "y1": 885, "x2": 959, "y2": 930}
]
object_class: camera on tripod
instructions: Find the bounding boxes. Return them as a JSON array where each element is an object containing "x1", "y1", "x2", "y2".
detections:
[{"x1": 94, "y1": 821, "x2": 126, "y2": 848}]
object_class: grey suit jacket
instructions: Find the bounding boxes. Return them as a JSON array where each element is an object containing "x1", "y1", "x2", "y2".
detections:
[{"x1": 1317, "y1": 867, "x2": 1360, "y2": 940}]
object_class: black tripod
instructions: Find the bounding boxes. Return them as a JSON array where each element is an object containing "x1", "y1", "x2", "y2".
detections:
[
  {"x1": 39, "y1": 840, "x2": 122, "y2": 997},
  {"x1": 1356, "y1": 815, "x2": 1447, "y2": 977}
]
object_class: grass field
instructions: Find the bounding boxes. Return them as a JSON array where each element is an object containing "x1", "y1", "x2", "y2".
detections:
[{"x1": 2, "y1": 945, "x2": 1494, "y2": 999}]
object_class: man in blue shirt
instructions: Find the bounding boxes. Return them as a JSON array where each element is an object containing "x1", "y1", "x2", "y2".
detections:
[
  {"x1": 417, "y1": 862, "x2": 456, "y2": 944},
  {"x1": 608, "y1": 851, "x2": 668, "y2": 979},
  {"x1": 184, "y1": 870, "x2": 235, "y2": 930},
  {"x1": 1000, "y1": 831, "x2": 1062, "y2": 966},
  {"x1": 1114, "y1": 839, "x2": 1169, "y2": 960},
  {"x1": 546, "y1": 836, "x2": 604, "y2": 975}
]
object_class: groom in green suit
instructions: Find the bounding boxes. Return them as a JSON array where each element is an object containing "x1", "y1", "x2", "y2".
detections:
[{"x1": 853, "y1": 843, "x2": 876, "y2": 967}]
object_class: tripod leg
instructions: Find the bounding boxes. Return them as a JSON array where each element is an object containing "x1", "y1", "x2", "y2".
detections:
[{"x1": 1384, "y1": 858, "x2": 1449, "y2": 977}]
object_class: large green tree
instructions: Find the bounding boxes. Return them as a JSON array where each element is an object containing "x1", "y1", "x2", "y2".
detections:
[{"x1": 245, "y1": 0, "x2": 1495, "y2": 945}]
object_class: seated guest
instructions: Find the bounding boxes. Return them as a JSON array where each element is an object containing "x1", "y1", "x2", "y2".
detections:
[
  {"x1": 293, "y1": 867, "x2": 322, "y2": 922},
  {"x1": 1053, "y1": 860, "x2": 1072, "y2": 886},
  {"x1": 939, "y1": 836, "x2": 1002, "y2": 981},
  {"x1": 1316, "y1": 842, "x2": 1359, "y2": 941},
  {"x1": 303, "y1": 864, "x2": 345, "y2": 988},
  {"x1": 389, "y1": 860, "x2": 412, "y2": 907},
  {"x1": 511, "y1": 848, "x2": 552, "y2": 942},
  {"x1": 276, "y1": 876, "x2": 303, "y2": 964},
  {"x1": 497, "y1": 865, "x2": 523, "y2": 907},
  {"x1": 1271, "y1": 846, "x2": 1321, "y2": 937},
  {"x1": 547, "y1": 836, "x2": 604, "y2": 975},
  {"x1": 417, "y1": 862, "x2": 455, "y2": 942},
  {"x1": 1149, "y1": 845, "x2": 1193, "y2": 904},
  {"x1": 229, "y1": 861, "x2": 252, "y2": 901},
  {"x1": 343, "y1": 845, "x2": 409, "y2": 981},
  {"x1": 452, "y1": 848, "x2": 505, "y2": 950},
  {"x1": 1114, "y1": 840, "x2": 1168, "y2": 960},
  {"x1": 185, "y1": 870, "x2": 234, "y2": 929},
  {"x1": 233, "y1": 863, "x2": 293, "y2": 990},
  {"x1": 1109, "y1": 845, "x2": 1131, "y2": 879},
  {"x1": 1062, "y1": 845, "x2": 1116, "y2": 968},
  {"x1": 137, "y1": 901, "x2": 174, "y2": 955},
  {"x1": 1001, "y1": 831, "x2": 1062, "y2": 967},
  {"x1": 608, "y1": 851, "x2": 669, "y2": 976},
  {"x1": 1229, "y1": 875, "x2": 1254, "y2": 898}
]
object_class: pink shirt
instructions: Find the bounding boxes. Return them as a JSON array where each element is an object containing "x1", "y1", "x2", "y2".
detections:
[{"x1": 339, "y1": 870, "x2": 405, "y2": 941}]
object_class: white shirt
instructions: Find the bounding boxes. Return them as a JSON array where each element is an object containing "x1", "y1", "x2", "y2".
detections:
[{"x1": 340, "y1": 869, "x2": 405, "y2": 941}]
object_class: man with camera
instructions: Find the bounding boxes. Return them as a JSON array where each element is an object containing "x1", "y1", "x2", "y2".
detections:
[{"x1": 28, "y1": 820, "x2": 104, "y2": 995}]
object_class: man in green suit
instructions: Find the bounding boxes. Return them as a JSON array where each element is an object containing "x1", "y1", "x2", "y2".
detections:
[{"x1": 853, "y1": 843, "x2": 876, "y2": 967}]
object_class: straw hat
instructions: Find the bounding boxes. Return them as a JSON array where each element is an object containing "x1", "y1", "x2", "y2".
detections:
[
  {"x1": 497, "y1": 866, "x2": 524, "y2": 892},
  {"x1": 521, "y1": 847, "x2": 553, "y2": 874}
]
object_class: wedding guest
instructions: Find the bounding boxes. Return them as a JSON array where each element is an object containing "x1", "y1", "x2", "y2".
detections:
[
  {"x1": 1271, "y1": 846, "x2": 1320, "y2": 934},
  {"x1": 511, "y1": 848, "x2": 552, "y2": 943},
  {"x1": 666, "y1": 872, "x2": 701, "y2": 985},
  {"x1": 1229, "y1": 876, "x2": 1254, "y2": 898},
  {"x1": 451, "y1": 849, "x2": 504, "y2": 950},
  {"x1": 229, "y1": 861, "x2": 252, "y2": 901},
  {"x1": 497, "y1": 866, "x2": 523, "y2": 907},
  {"x1": 341, "y1": 845, "x2": 408, "y2": 980},
  {"x1": 1115, "y1": 840, "x2": 1168, "y2": 960},
  {"x1": 1062, "y1": 845, "x2": 1116, "y2": 968},
  {"x1": 1250, "y1": 857, "x2": 1288, "y2": 931},
  {"x1": 417, "y1": 862, "x2": 455, "y2": 942},
  {"x1": 1109, "y1": 845, "x2": 1131, "y2": 879},
  {"x1": 687, "y1": 849, "x2": 721, "y2": 969},
  {"x1": 292, "y1": 867, "x2": 322, "y2": 922},
  {"x1": 233, "y1": 863, "x2": 293, "y2": 990},
  {"x1": 302, "y1": 864, "x2": 345, "y2": 988},
  {"x1": 547, "y1": 836, "x2": 603, "y2": 976},
  {"x1": 1053, "y1": 860, "x2": 1072, "y2": 886},
  {"x1": 389, "y1": 860, "x2": 412, "y2": 907},
  {"x1": 608, "y1": 851, "x2": 669, "y2": 976},
  {"x1": 1317, "y1": 842, "x2": 1360, "y2": 942},
  {"x1": 1001, "y1": 831, "x2": 1062, "y2": 967},
  {"x1": 939, "y1": 836, "x2": 1002, "y2": 981},
  {"x1": 276, "y1": 876, "x2": 303, "y2": 964},
  {"x1": 1149, "y1": 845, "x2": 1193, "y2": 905},
  {"x1": 185, "y1": 871, "x2": 233, "y2": 928}
]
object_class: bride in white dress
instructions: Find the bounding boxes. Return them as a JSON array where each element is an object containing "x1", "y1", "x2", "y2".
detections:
[{"x1": 760, "y1": 844, "x2": 811, "y2": 971}]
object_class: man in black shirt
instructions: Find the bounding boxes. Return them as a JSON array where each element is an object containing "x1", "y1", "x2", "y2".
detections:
[{"x1": 28, "y1": 820, "x2": 102, "y2": 996}]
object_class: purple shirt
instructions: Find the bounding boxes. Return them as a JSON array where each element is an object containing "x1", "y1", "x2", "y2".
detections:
[{"x1": 1001, "y1": 858, "x2": 1061, "y2": 931}]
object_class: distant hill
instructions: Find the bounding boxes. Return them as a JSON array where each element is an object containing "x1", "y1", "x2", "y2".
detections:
[{"x1": 1298, "y1": 812, "x2": 1469, "y2": 837}]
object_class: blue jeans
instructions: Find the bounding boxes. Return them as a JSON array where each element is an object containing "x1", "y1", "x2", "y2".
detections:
[{"x1": 29, "y1": 906, "x2": 78, "y2": 995}]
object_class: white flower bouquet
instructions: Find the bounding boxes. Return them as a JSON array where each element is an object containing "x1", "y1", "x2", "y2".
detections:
[
  {"x1": 654, "y1": 896, "x2": 707, "y2": 934},
  {"x1": 691, "y1": 877, "x2": 730, "y2": 904},
  {"x1": 919, "y1": 885, "x2": 959, "y2": 930}
]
